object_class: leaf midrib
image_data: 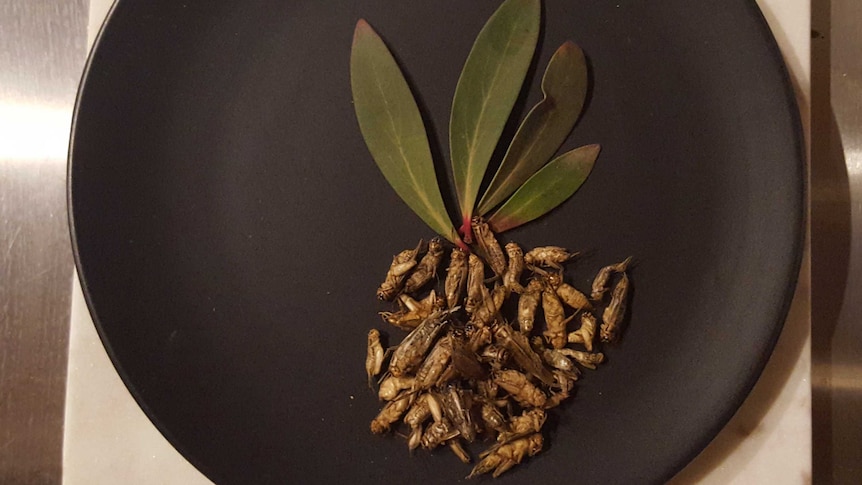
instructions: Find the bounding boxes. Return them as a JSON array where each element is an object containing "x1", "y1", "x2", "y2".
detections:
[
  {"x1": 370, "y1": 56, "x2": 447, "y2": 228},
  {"x1": 462, "y1": 19, "x2": 520, "y2": 199}
]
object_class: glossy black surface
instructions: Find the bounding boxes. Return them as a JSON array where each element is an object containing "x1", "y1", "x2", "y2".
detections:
[{"x1": 69, "y1": 1, "x2": 803, "y2": 483}]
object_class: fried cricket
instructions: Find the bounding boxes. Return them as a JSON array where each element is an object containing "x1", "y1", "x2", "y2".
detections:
[
  {"x1": 472, "y1": 216, "x2": 507, "y2": 276},
  {"x1": 404, "y1": 237, "x2": 445, "y2": 293},
  {"x1": 444, "y1": 248, "x2": 468, "y2": 309},
  {"x1": 376, "y1": 241, "x2": 423, "y2": 301},
  {"x1": 404, "y1": 400, "x2": 431, "y2": 450},
  {"x1": 591, "y1": 256, "x2": 633, "y2": 301},
  {"x1": 413, "y1": 334, "x2": 452, "y2": 392},
  {"x1": 494, "y1": 370, "x2": 547, "y2": 408},
  {"x1": 494, "y1": 323, "x2": 555, "y2": 386},
  {"x1": 542, "y1": 284, "x2": 575, "y2": 350},
  {"x1": 468, "y1": 433, "x2": 544, "y2": 479},
  {"x1": 503, "y1": 242, "x2": 526, "y2": 293},
  {"x1": 378, "y1": 375, "x2": 415, "y2": 401},
  {"x1": 366, "y1": 329, "x2": 385, "y2": 388},
  {"x1": 380, "y1": 290, "x2": 441, "y2": 330},
  {"x1": 517, "y1": 278, "x2": 542, "y2": 334},
  {"x1": 389, "y1": 311, "x2": 448, "y2": 377},
  {"x1": 567, "y1": 312, "x2": 598, "y2": 352},
  {"x1": 367, "y1": 228, "x2": 636, "y2": 477},
  {"x1": 496, "y1": 409, "x2": 546, "y2": 444},
  {"x1": 465, "y1": 253, "x2": 485, "y2": 315},
  {"x1": 557, "y1": 348, "x2": 605, "y2": 370},
  {"x1": 370, "y1": 392, "x2": 412, "y2": 434},
  {"x1": 601, "y1": 272, "x2": 630, "y2": 342},
  {"x1": 524, "y1": 246, "x2": 576, "y2": 270},
  {"x1": 548, "y1": 272, "x2": 593, "y2": 312}
]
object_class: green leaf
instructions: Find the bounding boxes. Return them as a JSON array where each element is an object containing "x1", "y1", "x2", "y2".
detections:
[
  {"x1": 350, "y1": 19, "x2": 463, "y2": 247},
  {"x1": 449, "y1": 0, "x2": 541, "y2": 228},
  {"x1": 477, "y1": 41, "x2": 588, "y2": 215},
  {"x1": 487, "y1": 144, "x2": 600, "y2": 233}
]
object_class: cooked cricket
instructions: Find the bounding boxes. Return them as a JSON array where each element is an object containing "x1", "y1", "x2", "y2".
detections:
[
  {"x1": 467, "y1": 324, "x2": 492, "y2": 353},
  {"x1": 476, "y1": 379, "x2": 499, "y2": 401},
  {"x1": 444, "y1": 248, "x2": 468, "y2": 309},
  {"x1": 379, "y1": 310, "x2": 421, "y2": 331},
  {"x1": 496, "y1": 409, "x2": 546, "y2": 444},
  {"x1": 468, "y1": 433, "x2": 544, "y2": 479},
  {"x1": 516, "y1": 278, "x2": 542, "y2": 334},
  {"x1": 470, "y1": 284, "x2": 507, "y2": 327},
  {"x1": 388, "y1": 311, "x2": 448, "y2": 377},
  {"x1": 380, "y1": 291, "x2": 440, "y2": 330},
  {"x1": 494, "y1": 370, "x2": 547, "y2": 408},
  {"x1": 548, "y1": 272, "x2": 593, "y2": 312},
  {"x1": 568, "y1": 312, "x2": 598, "y2": 352},
  {"x1": 378, "y1": 375, "x2": 415, "y2": 401},
  {"x1": 443, "y1": 387, "x2": 477, "y2": 442},
  {"x1": 404, "y1": 393, "x2": 433, "y2": 450},
  {"x1": 376, "y1": 241, "x2": 423, "y2": 301},
  {"x1": 494, "y1": 323, "x2": 555, "y2": 386},
  {"x1": 413, "y1": 335, "x2": 452, "y2": 392},
  {"x1": 542, "y1": 348, "x2": 576, "y2": 372},
  {"x1": 481, "y1": 401, "x2": 507, "y2": 434},
  {"x1": 591, "y1": 256, "x2": 633, "y2": 301},
  {"x1": 399, "y1": 291, "x2": 438, "y2": 314},
  {"x1": 404, "y1": 237, "x2": 445, "y2": 293},
  {"x1": 421, "y1": 417, "x2": 458, "y2": 450},
  {"x1": 479, "y1": 345, "x2": 509, "y2": 368},
  {"x1": 366, "y1": 329, "x2": 384, "y2": 388},
  {"x1": 472, "y1": 216, "x2": 507, "y2": 276},
  {"x1": 557, "y1": 348, "x2": 605, "y2": 370},
  {"x1": 542, "y1": 284, "x2": 575, "y2": 350},
  {"x1": 524, "y1": 246, "x2": 576, "y2": 270},
  {"x1": 545, "y1": 369, "x2": 579, "y2": 409},
  {"x1": 503, "y1": 242, "x2": 526, "y2": 293},
  {"x1": 450, "y1": 331, "x2": 487, "y2": 381},
  {"x1": 465, "y1": 253, "x2": 485, "y2": 315},
  {"x1": 601, "y1": 272, "x2": 630, "y2": 342},
  {"x1": 370, "y1": 392, "x2": 412, "y2": 434},
  {"x1": 367, "y1": 230, "x2": 636, "y2": 477}
]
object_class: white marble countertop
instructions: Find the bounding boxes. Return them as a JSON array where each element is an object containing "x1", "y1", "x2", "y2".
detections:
[{"x1": 63, "y1": 1, "x2": 811, "y2": 483}]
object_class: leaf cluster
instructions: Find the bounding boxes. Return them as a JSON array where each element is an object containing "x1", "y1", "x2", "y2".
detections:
[{"x1": 350, "y1": 0, "x2": 599, "y2": 247}]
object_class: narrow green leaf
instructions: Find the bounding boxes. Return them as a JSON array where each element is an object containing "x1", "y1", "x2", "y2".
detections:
[
  {"x1": 487, "y1": 144, "x2": 600, "y2": 233},
  {"x1": 350, "y1": 19, "x2": 463, "y2": 246},
  {"x1": 449, "y1": 0, "x2": 541, "y2": 227},
  {"x1": 477, "y1": 41, "x2": 588, "y2": 215}
]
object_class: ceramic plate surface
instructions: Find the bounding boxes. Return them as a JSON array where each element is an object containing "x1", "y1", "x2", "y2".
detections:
[{"x1": 70, "y1": 1, "x2": 803, "y2": 483}]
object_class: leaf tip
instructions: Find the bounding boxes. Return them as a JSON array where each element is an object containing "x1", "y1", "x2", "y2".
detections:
[
  {"x1": 486, "y1": 214, "x2": 516, "y2": 234},
  {"x1": 353, "y1": 18, "x2": 374, "y2": 42},
  {"x1": 555, "y1": 40, "x2": 584, "y2": 61},
  {"x1": 560, "y1": 40, "x2": 577, "y2": 51}
]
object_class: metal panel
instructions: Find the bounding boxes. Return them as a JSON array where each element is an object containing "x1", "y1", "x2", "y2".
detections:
[
  {"x1": 0, "y1": 0, "x2": 87, "y2": 483},
  {"x1": 811, "y1": 0, "x2": 862, "y2": 482}
]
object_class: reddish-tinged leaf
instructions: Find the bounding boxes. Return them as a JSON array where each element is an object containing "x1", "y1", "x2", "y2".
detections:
[
  {"x1": 487, "y1": 144, "x2": 600, "y2": 233},
  {"x1": 350, "y1": 20, "x2": 463, "y2": 246},
  {"x1": 449, "y1": 0, "x2": 541, "y2": 232},
  {"x1": 477, "y1": 41, "x2": 588, "y2": 215}
]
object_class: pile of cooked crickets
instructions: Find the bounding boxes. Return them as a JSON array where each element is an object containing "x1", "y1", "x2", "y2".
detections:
[{"x1": 365, "y1": 217, "x2": 632, "y2": 479}]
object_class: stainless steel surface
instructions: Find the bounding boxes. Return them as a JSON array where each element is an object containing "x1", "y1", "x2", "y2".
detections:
[
  {"x1": 0, "y1": 0, "x2": 87, "y2": 483},
  {"x1": 812, "y1": 0, "x2": 862, "y2": 482}
]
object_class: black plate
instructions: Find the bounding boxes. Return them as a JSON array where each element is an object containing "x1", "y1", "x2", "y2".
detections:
[{"x1": 69, "y1": 1, "x2": 803, "y2": 483}]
